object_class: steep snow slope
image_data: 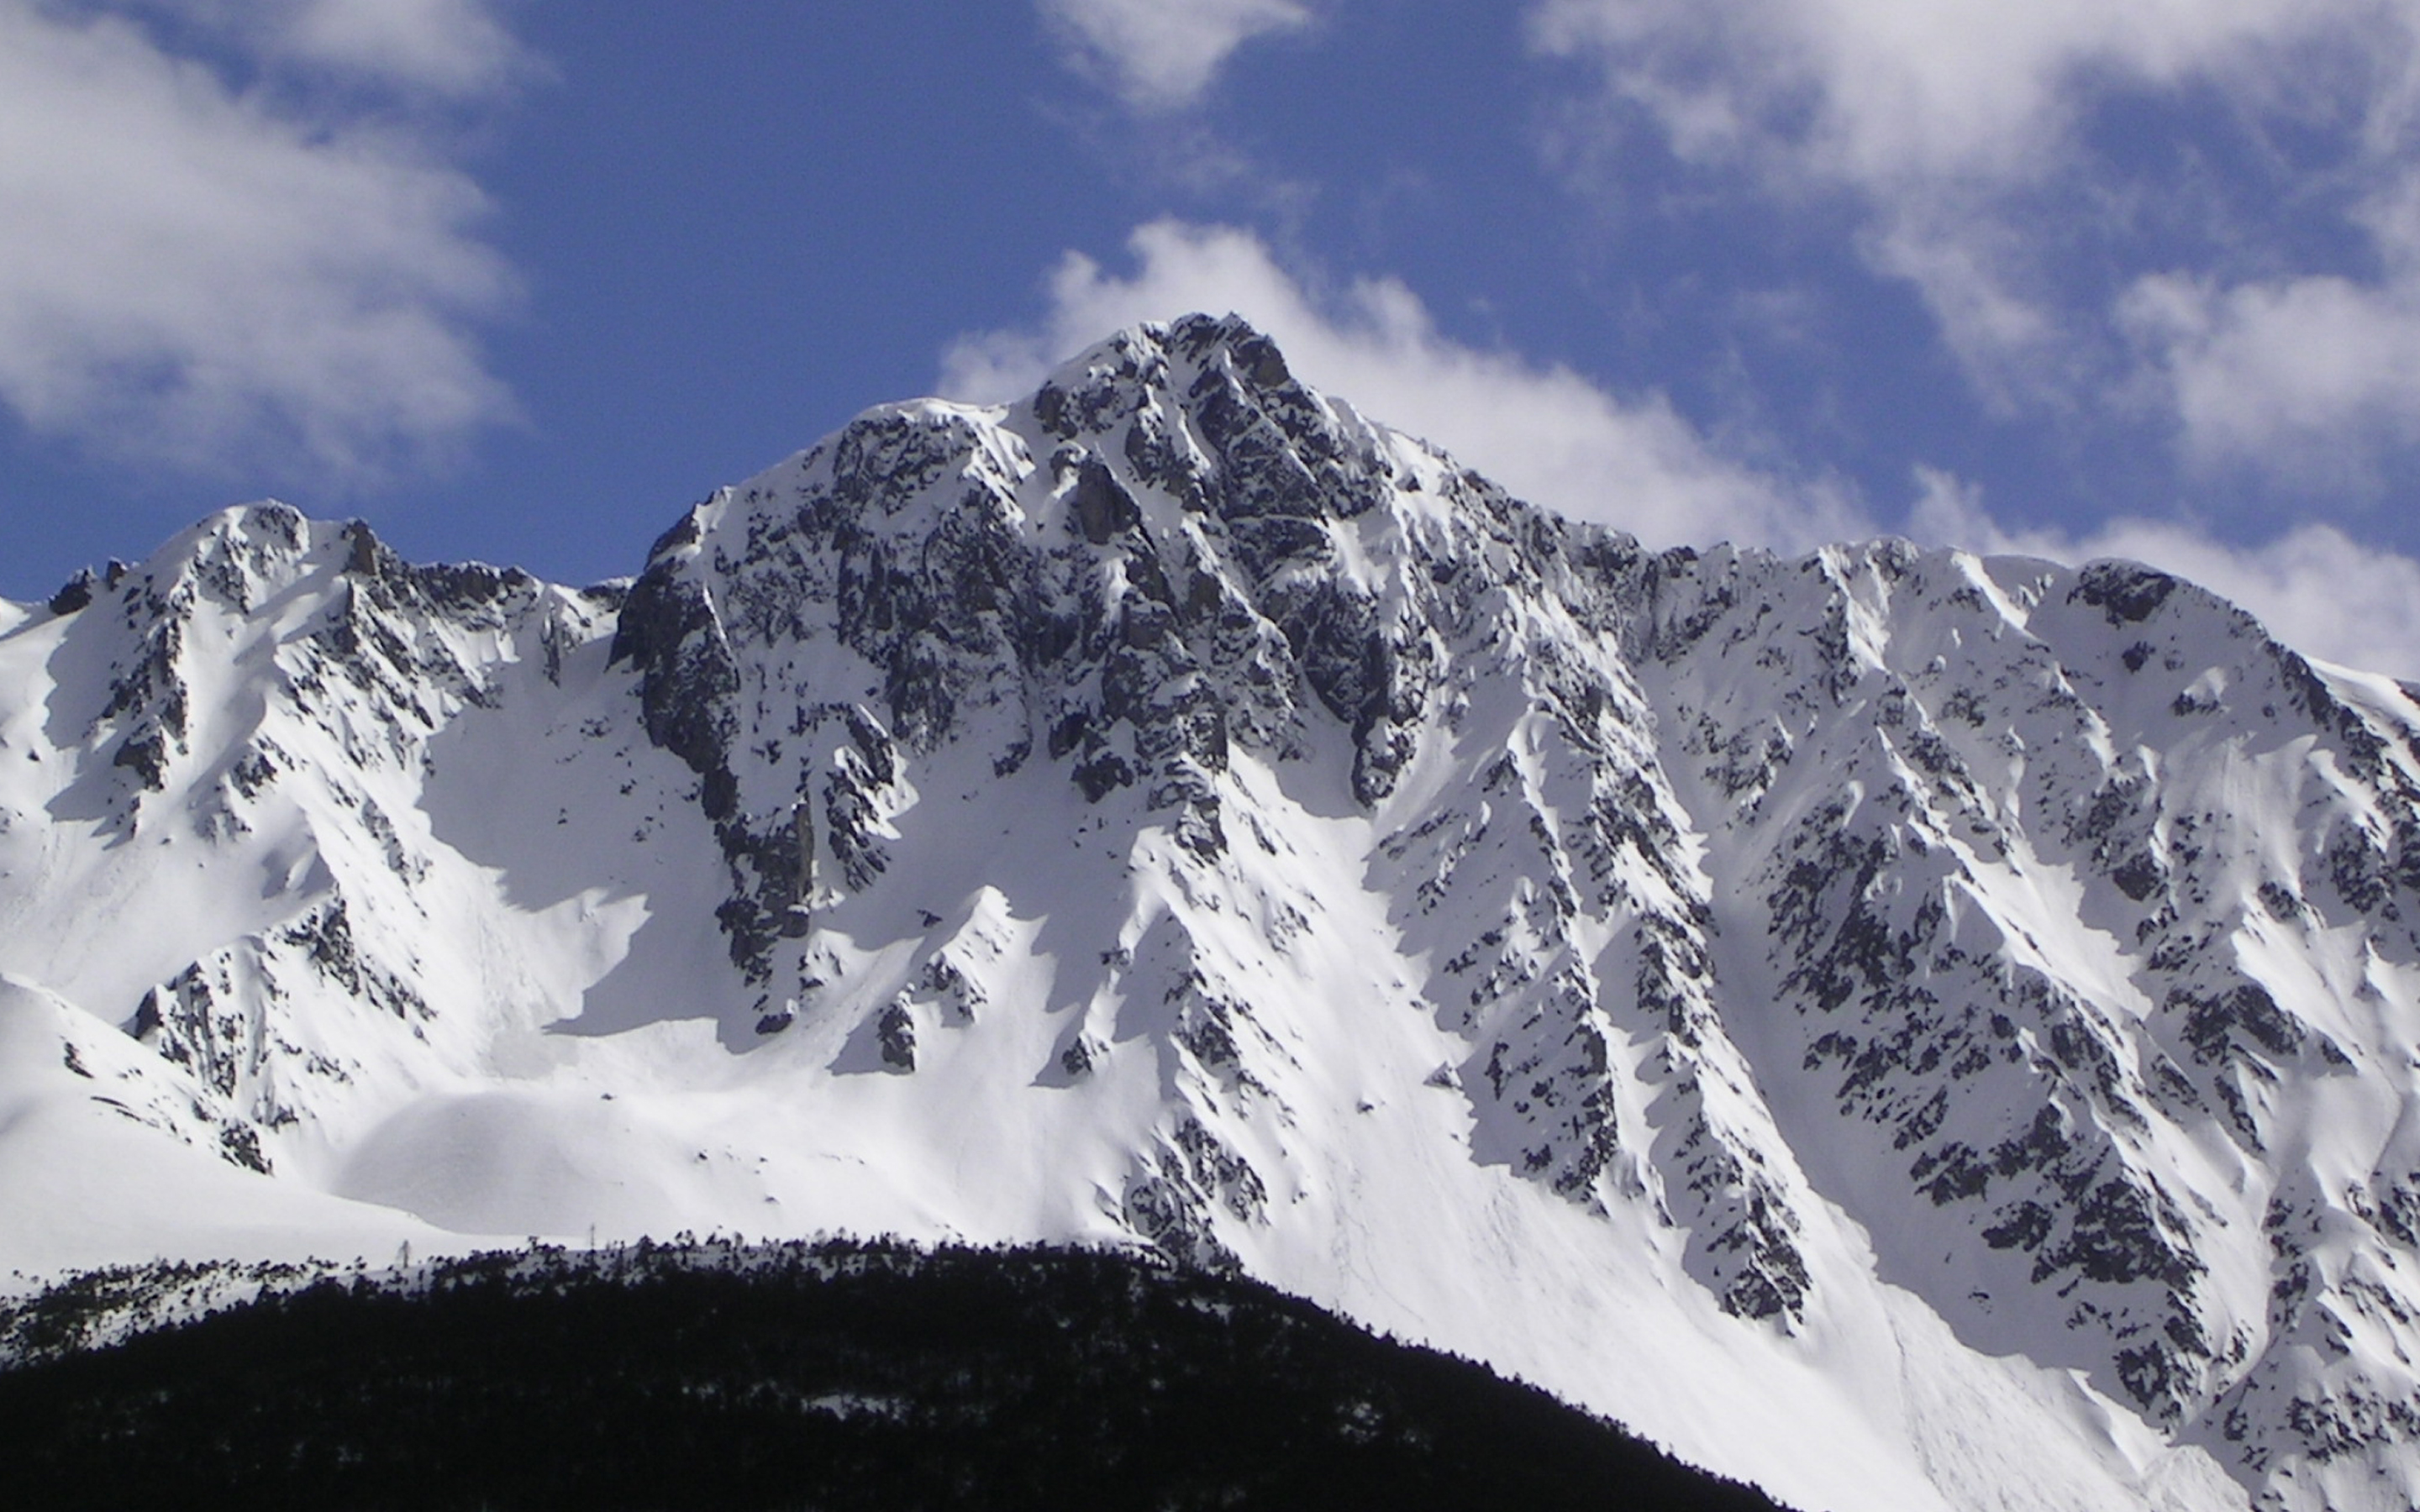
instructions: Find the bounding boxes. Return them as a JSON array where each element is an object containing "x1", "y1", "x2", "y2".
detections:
[
  {"x1": 1632, "y1": 543, "x2": 2420, "y2": 1506},
  {"x1": 1, "y1": 316, "x2": 2413, "y2": 1511}
]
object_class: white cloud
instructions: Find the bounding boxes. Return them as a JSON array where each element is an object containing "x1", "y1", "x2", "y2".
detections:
[
  {"x1": 1039, "y1": 0, "x2": 1312, "y2": 111},
  {"x1": 111, "y1": 0, "x2": 529, "y2": 96},
  {"x1": 941, "y1": 219, "x2": 1865, "y2": 552},
  {"x1": 0, "y1": 0, "x2": 522, "y2": 481},
  {"x1": 1531, "y1": 0, "x2": 2420, "y2": 470},
  {"x1": 1909, "y1": 465, "x2": 2420, "y2": 678},
  {"x1": 266, "y1": 0, "x2": 526, "y2": 95},
  {"x1": 2121, "y1": 267, "x2": 2420, "y2": 480},
  {"x1": 1532, "y1": 0, "x2": 2360, "y2": 189}
]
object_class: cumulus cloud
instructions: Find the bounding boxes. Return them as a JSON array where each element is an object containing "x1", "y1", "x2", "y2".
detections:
[
  {"x1": 0, "y1": 0, "x2": 523, "y2": 482},
  {"x1": 1531, "y1": 0, "x2": 2360, "y2": 189},
  {"x1": 942, "y1": 219, "x2": 1865, "y2": 553},
  {"x1": 2121, "y1": 266, "x2": 2420, "y2": 481},
  {"x1": 116, "y1": 0, "x2": 529, "y2": 96},
  {"x1": 261, "y1": 0, "x2": 525, "y2": 94},
  {"x1": 1039, "y1": 0, "x2": 1312, "y2": 111},
  {"x1": 1531, "y1": 0, "x2": 2420, "y2": 471},
  {"x1": 1909, "y1": 466, "x2": 2420, "y2": 679}
]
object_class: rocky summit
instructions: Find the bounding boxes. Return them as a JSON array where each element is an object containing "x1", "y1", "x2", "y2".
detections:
[{"x1": 2, "y1": 314, "x2": 2417, "y2": 1512}]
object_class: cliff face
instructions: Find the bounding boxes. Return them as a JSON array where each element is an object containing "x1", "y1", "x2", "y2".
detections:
[{"x1": 3, "y1": 314, "x2": 2417, "y2": 1511}]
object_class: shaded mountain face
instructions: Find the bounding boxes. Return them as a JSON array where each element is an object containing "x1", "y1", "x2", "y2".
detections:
[{"x1": 2, "y1": 314, "x2": 2417, "y2": 1511}]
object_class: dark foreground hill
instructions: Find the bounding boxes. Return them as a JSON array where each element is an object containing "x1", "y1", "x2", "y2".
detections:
[{"x1": 0, "y1": 1238, "x2": 1791, "y2": 1512}]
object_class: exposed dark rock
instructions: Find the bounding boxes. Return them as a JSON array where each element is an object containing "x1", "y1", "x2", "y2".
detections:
[
  {"x1": 876, "y1": 1002, "x2": 916, "y2": 1072},
  {"x1": 1070, "y1": 456, "x2": 1139, "y2": 544},
  {"x1": 2072, "y1": 562, "x2": 2181, "y2": 626},
  {"x1": 47, "y1": 570, "x2": 95, "y2": 617}
]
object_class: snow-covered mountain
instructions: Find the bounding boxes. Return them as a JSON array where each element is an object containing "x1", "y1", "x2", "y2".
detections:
[{"x1": 4, "y1": 314, "x2": 2418, "y2": 1512}]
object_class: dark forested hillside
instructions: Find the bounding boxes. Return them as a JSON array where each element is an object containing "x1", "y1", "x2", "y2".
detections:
[{"x1": 0, "y1": 1239, "x2": 1793, "y2": 1512}]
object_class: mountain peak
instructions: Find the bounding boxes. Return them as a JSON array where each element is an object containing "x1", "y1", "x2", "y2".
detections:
[{"x1": 1041, "y1": 311, "x2": 1297, "y2": 399}]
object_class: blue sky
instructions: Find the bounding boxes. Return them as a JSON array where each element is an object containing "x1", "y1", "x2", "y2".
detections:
[{"x1": 9, "y1": 1, "x2": 2420, "y2": 672}]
